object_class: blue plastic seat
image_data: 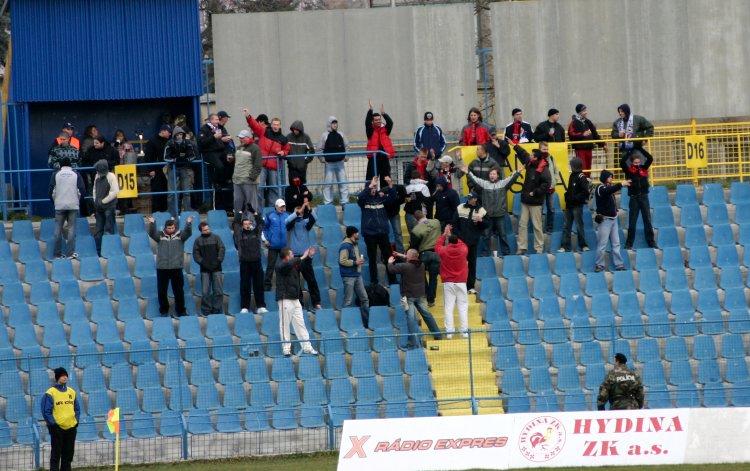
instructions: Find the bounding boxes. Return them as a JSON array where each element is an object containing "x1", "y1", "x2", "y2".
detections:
[
  {"x1": 479, "y1": 278, "x2": 502, "y2": 303},
  {"x1": 184, "y1": 337, "x2": 210, "y2": 363},
  {"x1": 50, "y1": 258, "x2": 75, "y2": 283},
  {"x1": 570, "y1": 318, "x2": 593, "y2": 342},
  {"x1": 675, "y1": 184, "x2": 697, "y2": 207},
  {"x1": 276, "y1": 380, "x2": 302, "y2": 406},
  {"x1": 75, "y1": 256, "x2": 102, "y2": 282},
  {"x1": 651, "y1": 206, "x2": 674, "y2": 229},
  {"x1": 30, "y1": 281, "x2": 54, "y2": 305},
  {"x1": 177, "y1": 316, "x2": 203, "y2": 340},
  {"x1": 684, "y1": 226, "x2": 707, "y2": 249},
  {"x1": 668, "y1": 359, "x2": 695, "y2": 386},
  {"x1": 637, "y1": 269, "x2": 662, "y2": 294},
  {"x1": 501, "y1": 255, "x2": 525, "y2": 278},
  {"x1": 702, "y1": 183, "x2": 725, "y2": 205},
  {"x1": 523, "y1": 343, "x2": 548, "y2": 369},
  {"x1": 706, "y1": 204, "x2": 730, "y2": 226},
  {"x1": 664, "y1": 267, "x2": 689, "y2": 292},
  {"x1": 702, "y1": 382, "x2": 728, "y2": 407},
  {"x1": 711, "y1": 224, "x2": 734, "y2": 247},
  {"x1": 510, "y1": 298, "x2": 534, "y2": 323},
  {"x1": 488, "y1": 320, "x2": 514, "y2": 347},
  {"x1": 128, "y1": 232, "x2": 153, "y2": 257},
  {"x1": 377, "y1": 350, "x2": 402, "y2": 376},
  {"x1": 674, "y1": 383, "x2": 700, "y2": 408},
  {"x1": 342, "y1": 203, "x2": 361, "y2": 227},
  {"x1": 674, "y1": 312, "x2": 699, "y2": 336},
  {"x1": 517, "y1": 318, "x2": 541, "y2": 345},
  {"x1": 11, "y1": 220, "x2": 35, "y2": 243},
  {"x1": 0, "y1": 259, "x2": 19, "y2": 286},
  {"x1": 168, "y1": 384, "x2": 194, "y2": 411},
  {"x1": 0, "y1": 371, "x2": 24, "y2": 397},
  {"x1": 42, "y1": 322, "x2": 68, "y2": 348},
  {"x1": 693, "y1": 335, "x2": 718, "y2": 360},
  {"x1": 542, "y1": 317, "x2": 567, "y2": 344},
  {"x1": 612, "y1": 270, "x2": 636, "y2": 295},
  {"x1": 642, "y1": 361, "x2": 667, "y2": 387},
  {"x1": 382, "y1": 375, "x2": 408, "y2": 402},
  {"x1": 594, "y1": 315, "x2": 617, "y2": 341},
  {"x1": 499, "y1": 367, "x2": 526, "y2": 394},
  {"x1": 721, "y1": 333, "x2": 746, "y2": 358},
  {"x1": 528, "y1": 367, "x2": 553, "y2": 393},
  {"x1": 692, "y1": 266, "x2": 717, "y2": 290},
  {"x1": 696, "y1": 289, "x2": 720, "y2": 313},
  {"x1": 112, "y1": 276, "x2": 136, "y2": 301},
  {"x1": 664, "y1": 337, "x2": 689, "y2": 362},
  {"x1": 137, "y1": 386, "x2": 166, "y2": 414},
  {"x1": 101, "y1": 234, "x2": 125, "y2": 258},
  {"x1": 558, "y1": 273, "x2": 582, "y2": 298},
  {"x1": 475, "y1": 256, "x2": 497, "y2": 280},
  {"x1": 85, "y1": 389, "x2": 112, "y2": 417},
  {"x1": 716, "y1": 244, "x2": 739, "y2": 268},
  {"x1": 13, "y1": 324, "x2": 39, "y2": 349},
  {"x1": 188, "y1": 408, "x2": 214, "y2": 434},
  {"x1": 531, "y1": 274, "x2": 556, "y2": 299},
  {"x1": 133, "y1": 254, "x2": 156, "y2": 279},
  {"x1": 636, "y1": 337, "x2": 660, "y2": 363},
  {"x1": 218, "y1": 407, "x2": 250, "y2": 432},
  {"x1": 495, "y1": 346, "x2": 520, "y2": 371},
  {"x1": 564, "y1": 294, "x2": 586, "y2": 320},
  {"x1": 556, "y1": 365, "x2": 581, "y2": 391},
  {"x1": 725, "y1": 358, "x2": 750, "y2": 383},
  {"x1": 553, "y1": 252, "x2": 578, "y2": 275},
  {"x1": 1, "y1": 282, "x2": 25, "y2": 307},
  {"x1": 115, "y1": 388, "x2": 140, "y2": 415},
  {"x1": 85, "y1": 282, "x2": 109, "y2": 302},
  {"x1": 18, "y1": 240, "x2": 43, "y2": 263},
  {"x1": 195, "y1": 384, "x2": 221, "y2": 409},
  {"x1": 551, "y1": 343, "x2": 576, "y2": 368},
  {"x1": 679, "y1": 204, "x2": 703, "y2": 227},
  {"x1": 537, "y1": 296, "x2": 561, "y2": 321},
  {"x1": 105, "y1": 255, "x2": 130, "y2": 278},
  {"x1": 589, "y1": 293, "x2": 613, "y2": 319},
  {"x1": 527, "y1": 254, "x2": 551, "y2": 277},
  {"x1": 620, "y1": 313, "x2": 645, "y2": 339},
  {"x1": 313, "y1": 204, "x2": 339, "y2": 228},
  {"x1": 731, "y1": 381, "x2": 750, "y2": 407},
  {"x1": 698, "y1": 358, "x2": 721, "y2": 384},
  {"x1": 329, "y1": 377, "x2": 355, "y2": 405},
  {"x1": 730, "y1": 182, "x2": 750, "y2": 204}
]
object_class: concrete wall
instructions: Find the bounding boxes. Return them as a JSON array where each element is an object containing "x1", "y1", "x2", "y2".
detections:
[
  {"x1": 491, "y1": 0, "x2": 750, "y2": 129},
  {"x1": 212, "y1": 4, "x2": 478, "y2": 140}
]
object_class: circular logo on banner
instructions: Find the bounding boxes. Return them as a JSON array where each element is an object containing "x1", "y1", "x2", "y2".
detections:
[{"x1": 518, "y1": 416, "x2": 566, "y2": 462}]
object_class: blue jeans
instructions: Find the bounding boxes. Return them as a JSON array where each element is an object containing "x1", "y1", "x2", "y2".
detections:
[
  {"x1": 561, "y1": 205, "x2": 588, "y2": 251},
  {"x1": 201, "y1": 271, "x2": 224, "y2": 314},
  {"x1": 53, "y1": 209, "x2": 78, "y2": 257},
  {"x1": 388, "y1": 213, "x2": 404, "y2": 254},
  {"x1": 479, "y1": 215, "x2": 510, "y2": 256},
  {"x1": 343, "y1": 276, "x2": 370, "y2": 328},
  {"x1": 94, "y1": 206, "x2": 116, "y2": 255},
  {"x1": 322, "y1": 161, "x2": 349, "y2": 205},
  {"x1": 259, "y1": 168, "x2": 280, "y2": 208},
  {"x1": 167, "y1": 167, "x2": 194, "y2": 217},
  {"x1": 409, "y1": 297, "x2": 442, "y2": 340},
  {"x1": 595, "y1": 217, "x2": 624, "y2": 268}
]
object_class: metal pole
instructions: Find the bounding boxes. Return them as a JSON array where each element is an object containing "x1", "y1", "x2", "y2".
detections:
[
  {"x1": 327, "y1": 404, "x2": 335, "y2": 450},
  {"x1": 467, "y1": 330, "x2": 477, "y2": 415}
]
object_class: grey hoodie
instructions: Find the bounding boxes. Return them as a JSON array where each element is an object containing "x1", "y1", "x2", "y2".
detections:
[
  {"x1": 285, "y1": 120, "x2": 315, "y2": 173},
  {"x1": 316, "y1": 116, "x2": 350, "y2": 162},
  {"x1": 93, "y1": 159, "x2": 119, "y2": 209}
]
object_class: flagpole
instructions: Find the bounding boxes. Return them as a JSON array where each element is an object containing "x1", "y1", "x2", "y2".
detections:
[{"x1": 115, "y1": 427, "x2": 120, "y2": 471}]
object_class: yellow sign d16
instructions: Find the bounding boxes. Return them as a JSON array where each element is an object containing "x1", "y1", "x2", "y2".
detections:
[
  {"x1": 685, "y1": 136, "x2": 707, "y2": 169},
  {"x1": 115, "y1": 164, "x2": 138, "y2": 198}
]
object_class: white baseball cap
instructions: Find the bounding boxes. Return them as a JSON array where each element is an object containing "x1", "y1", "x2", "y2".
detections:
[{"x1": 275, "y1": 199, "x2": 286, "y2": 208}]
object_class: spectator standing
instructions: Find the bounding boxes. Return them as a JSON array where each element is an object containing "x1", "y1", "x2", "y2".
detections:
[
  {"x1": 193, "y1": 222, "x2": 226, "y2": 315},
  {"x1": 504, "y1": 108, "x2": 533, "y2": 144},
  {"x1": 317, "y1": 116, "x2": 351, "y2": 205},
  {"x1": 48, "y1": 133, "x2": 81, "y2": 170},
  {"x1": 621, "y1": 147, "x2": 657, "y2": 249},
  {"x1": 485, "y1": 135, "x2": 511, "y2": 177},
  {"x1": 410, "y1": 211, "x2": 442, "y2": 307},
  {"x1": 568, "y1": 104, "x2": 606, "y2": 176},
  {"x1": 597, "y1": 353, "x2": 644, "y2": 410},
  {"x1": 459, "y1": 107, "x2": 492, "y2": 146},
  {"x1": 403, "y1": 169, "x2": 431, "y2": 234},
  {"x1": 365, "y1": 100, "x2": 395, "y2": 187},
  {"x1": 147, "y1": 215, "x2": 194, "y2": 317},
  {"x1": 232, "y1": 130, "x2": 263, "y2": 223},
  {"x1": 286, "y1": 120, "x2": 315, "y2": 184},
  {"x1": 339, "y1": 226, "x2": 370, "y2": 328},
  {"x1": 594, "y1": 170, "x2": 630, "y2": 272},
  {"x1": 80, "y1": 125, "x2": 99, "y2": 154},
  {"x1": 244, "y1": 109, "x2": 291, "y2": 207},
  {"x1": 218, "y1": 110, "x2": 236, "y2": 211},
  {"x1": 82, "y1": 136, "x2": 119, "y2": 171},
  {"x1": 198, "y1": 113, "x2": 231, "y2": 208},
  {"x1": 558, "y1": 157, "x2": 591, "y2": 253},
  {"x1": 435, "y1": 225, "x2": 469, "y2": 339},
  {"x1": 276, "y1": 247, "x2": 319, "y2": 356},
  {"x1": 50, "y1": 123, "x2": 80, "y2": 151},
  {"x1": 92, "y1": 160, "x2": 120, "y2": 256},
  {"x1": 433, "y1": 176, "x2": 460, "y2": 231},
  {"x1": 511, "y1": 140, "x2": 551, "y2": 255},
  {"x1": 358, "y1": 177, "x2": 397, "y2": 285},
  {"x1": 611, "y1": 104, "x2": 654, "y2": 156},
  {"x1": 431, "y1": 153, "x2": 464, "y2": 193},
  {"x1": 455, "y1": 192, "x2": 487, "y2": 294},
  {"x1": 42, "y1": 367, "x2": 81, "y2": 471},
  {"x1": 533, "y1": 108, "x2": 566, "y2": 143},
  {"x1": 463, "y1": 166, "x2": 520, "y2": 257},
  {"x1": 144, "y1": 125, "x2": 171, "y2": 213},
  {"x1": 286, "y1": 202, "x2": 322, "y2": 310},
  {"x1": 49, "y1": 157, "x2": 85, "y2": 260},
  {"x1": 383, "y1": 175, "x2": 407, "y2": 254},
  {"x1": 413, "y1": 111, "x2": 446, "y2": 158},
  {"x1": 234, "y1": 210, "x2": 267, "y2": 314},
  {"x1": 164, "y1": 126, "x2": 197, "y2": 216},
  {"x1": 405, "y1": 149, "x2": 435, "y2": 218},
  {"x1": 387, "y1": 249, "x2": 443, "y2": 347},
  {"x1": 285, "y1": 177, "x2": 311, "y2": 211},
  {"x1": 538, "y1": 141, "x2": 560, "y2": 233},
  {"x1": 467, "y1": 144, "x2": 496, "y2": 195},
  {"x1": 263, "y1": 199, "x2": 289, "y2": 290},
  {"x1": 112, "y1": 130, "x2": 138, "y2": 214}
]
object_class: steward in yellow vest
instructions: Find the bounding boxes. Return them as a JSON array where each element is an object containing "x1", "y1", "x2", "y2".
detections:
[{"x1": 42, "y1": 367, "x2": 80, "y2": 471}]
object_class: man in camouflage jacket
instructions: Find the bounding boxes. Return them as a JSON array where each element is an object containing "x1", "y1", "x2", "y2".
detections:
[{"x1": 597, "y1": 353, "x2": 645, "y2": 410}]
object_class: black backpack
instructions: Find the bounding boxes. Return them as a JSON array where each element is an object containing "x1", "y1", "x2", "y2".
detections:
[{"x1": 364, "y1": 283, "x2": 390, "y2": 307}]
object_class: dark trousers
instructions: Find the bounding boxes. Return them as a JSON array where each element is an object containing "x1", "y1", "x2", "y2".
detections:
[
  {"x1": 419, "y1": 251, "x2": 441, "y2": 304},
  {"x1": 480, "y1": 215, "x2": 511, "y2": 256},
  {"x1": 544, "y1": 192, "x2": 555, "y2": 232},
  {"x1": 287, "y1": 167, "x2": 307, "y2": 184},
  {"x1": 297, "y1": 256, "x2": 321, "y2": 306},
  {"x1": 240, "y1": 260, "x2": 265, "y2": 310},
  {"x1": 49, "y1": 424, "x2": 77, "y2": 471},
  {"x1": 365, "y1": 158, "x2": 391, "y2": 188},
  {"x1": 150, "y1": 172, "x2": 169, "y2": 213},
  {"x1": 364, "y1": 234, "x2": 397, "y2": 285},
  {"x1": 94, "y1": 206, "x2": 116, "y2": 255},
  {"x1": 626, "y1": 194, "x2": 655, "y2": 247},
  {"x1": 205, "y1": 152, "x2": 232, "y2": 210},
  {"x1": 157, "y1": 268, "x2": 186, "y2": 316},
  {"x1": 561, "y1": 205, "x2": 589, "y2": 251},
  {"x1": 264, "y1": 248, "x2": 281, "y2": 291},
  {"x1": 466, "y1": 243, "x2": 478, "y2": 290}
]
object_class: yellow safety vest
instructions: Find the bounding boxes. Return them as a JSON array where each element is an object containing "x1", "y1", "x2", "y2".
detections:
[{"x1": 46, "y1": 386, "x2": 78, "y2": 430}]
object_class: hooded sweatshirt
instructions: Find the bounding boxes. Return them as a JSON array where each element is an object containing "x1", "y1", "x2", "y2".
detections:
[
  {"x1": 93, "y1": 160, "x2": 120, "y2": 210},
  {"x1": 564, "y1": 158, "x2": 591, "y2": 208},
  {"x1": 164, "y1": 127, "x2": 197, "y2": 167},
  {"x1": 435, "y1": 234, "x2": 468, "y2": 282},
  {"x1": 286, "y1": 120, "x2": 315, "y2": 174},
  {"x1": 317, "y1": 116, "x2": 349, "y2": 163}
]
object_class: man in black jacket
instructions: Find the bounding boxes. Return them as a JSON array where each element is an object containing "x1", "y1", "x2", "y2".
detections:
[
  {"x1": 559, "y1": 157, "x2": 591, "y2": 253},
  {"x1": 533, "y1": 108, "x2": 566, "y2": 143},
  {"x1": 276, "y1": 247, "x2": 318, "y2": 356},
  {"x1": 510, "y1": 140, "x2": 552, "y2": 254},
  {"x1": 594, "y1": 170, "x2": 631, "y2": 272},
  {"x1": 383, "y1": 176, "x2": 407, "y2": 254},
  {"x1": 144, "y1": 125, "x2": 171, "y2": 212},
  {"x1": 456, "y1": 192, "x2": 487, "y2": 293},
  {"x1": 621, "y1": 147, "x2": 657, "y2": 250},
  {"x1": 286, "y1": 120, "x2": 315, "y2": 184},
  {"x1": 433, "y1": 177, "x2": 460, "y2": 231},
  {"x1": 234, "y1": 210, "x2": 265, "y2": 314},
  {"x1": 198, "y1": 113, "x2": 233, "y2": 209},
  {"x1": 193, "y1": 222, "x2": 226, "y2": 315},
  {"x1": 164, "y1": 126, "x2": 197, "y2": 217},
  {"x1": 568, "y1": 104, "x2": 606, "y2": 176}
]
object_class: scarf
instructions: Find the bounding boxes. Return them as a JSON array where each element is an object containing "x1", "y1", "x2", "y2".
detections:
[
  {"x1": 618, "y1": 114, "x2": 635, "y2": 150},
  {"x1": 265, "y1": 127, "x2": 289, "y2": 146},
  {"x1": 628, "y1": 165, "x2": 649, "y2": 177},
  {"x1": 575, "y1": 113, "x2": 586, "y2": 123},
  {"x1": 534, "y1": 158, "x2": 548, "y2": 173}
]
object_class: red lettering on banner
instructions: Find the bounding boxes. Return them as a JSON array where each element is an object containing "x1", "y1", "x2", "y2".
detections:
[
  {"x1": 574, "y1": 416, "x2": 684, "y2": 435},
  {"x1": 386, "y1": 439, "x2": 402, "y2": 452},
  {"x1": 583, "y1": 440, "x2": 619, "y2": 457},
  {"x1": 435, "y1": 439, "x2": 448, "y2": 450},
  {"x1": 344, "y1": 435, "x2": 370, "y2": 459},
  {"x1": 418, "y1": 440, "x2": 433, "y2": 450},
  {"x1": 374, "y1": 442, "x2": 388, "y2": 452}
]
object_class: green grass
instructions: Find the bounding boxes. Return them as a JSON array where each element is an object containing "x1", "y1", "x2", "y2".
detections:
[{"x1": 77, "y1": 452, "x2": 749, "y2": 471}]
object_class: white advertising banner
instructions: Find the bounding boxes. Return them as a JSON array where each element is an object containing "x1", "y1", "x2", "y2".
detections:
[{"x1": 338, "y1": 410, "x2": 691, "y2": 471}]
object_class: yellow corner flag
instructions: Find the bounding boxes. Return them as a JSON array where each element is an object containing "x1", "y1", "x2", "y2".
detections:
[{"x1": 106, "y1": 407, "x2": 120, "y2": 434}]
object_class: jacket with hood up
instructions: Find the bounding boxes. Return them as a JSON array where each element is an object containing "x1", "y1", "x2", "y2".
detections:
[
  {"x1": 317, "y1": 116, "x2": 350, "y2": 163},
  {"x1": 285, "y1": 120, "x2": 315, "y2": 174},
  {"x1": 93, "y1": 160, "x2": 120, "y2": 210},
  {"x1": 164, "y1": 127, "x2": 197, "y2": 167}
]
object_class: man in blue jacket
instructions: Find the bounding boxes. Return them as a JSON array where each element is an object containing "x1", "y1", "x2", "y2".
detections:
[
  {"x1": 263, "y1": 198, "x2": 289, "y2": 290},
  {"x1": 359, "y1": 176, "x2": 397, "y2": 285},
  {"x1": 286, "y1": 200, "x2": 321, "y2": 310},
  {"x1": 42, "y1": 367, "x2": 81, "y2": 471},
  {"x1": 413, "y1": 111, "x2": 446, "y2": 158}
]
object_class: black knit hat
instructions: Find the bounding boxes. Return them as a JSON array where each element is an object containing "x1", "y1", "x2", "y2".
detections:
[
  {"x1": 600, "y1": 170, "x2": 613, "y2": 183},
  {"x1": 575, "y1": 104, "x2": 586, "y2": 114},
  {"x1": 511, "y1": 108, "x2": 522, "y2": 116},
  {"x1": 614, "y1": 353, "x2": 628, "y2": 364},
  {"x1": 548, "y1": 108, "x2": 559, "y2": 117},
  {"x1": 345, "y1": 226, "x2": 359, "y2": 238},
  {"x1": 54, "y1": 367, "x2": 68, "y2": 382}
]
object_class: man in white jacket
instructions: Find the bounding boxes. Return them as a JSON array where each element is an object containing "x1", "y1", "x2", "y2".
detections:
[{"x1": 92, "y1": 159, "x2": 120, "y2": 256}]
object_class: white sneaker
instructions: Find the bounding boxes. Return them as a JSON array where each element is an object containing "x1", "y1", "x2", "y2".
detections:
[
  {"x1": 302, "y1": 348, "x2": 319, "y2": 355},
  {"x1": 446, "y1": 334, "x2": 453, "y2": 340},
  {"x1": 557, "y1": 248, "x2": 566, "y2": 253},
  {"x1": 257, "y1": 307, "x2": 268, "y2": 314},
  {"x1": 468, "y1": 289, "x2": 477, "y2": 294},
  {"x1": 461, "y1": 333, "x2": 469, "y2": 339},
  {"x1": 240, "y1": 308, "x2": 249, "y2": 314},
  {"x1": 582, "y1": 246, "x2": 591, "y2": 252},
  {"x1": 283, "y1": 350, "x2": 291, "y2": 357}
]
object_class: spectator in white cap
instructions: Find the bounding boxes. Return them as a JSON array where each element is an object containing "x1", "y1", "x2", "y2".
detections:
[
  {"x1": 233, "y1": 129, "x2": 263, "y2": 223},
  {"x1": 263, "y1": 198, "x2": 289, "y2": 291}
]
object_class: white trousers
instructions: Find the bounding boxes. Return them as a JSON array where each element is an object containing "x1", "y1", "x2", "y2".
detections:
[
  {"x1": 278, "y1": 299, "x2": 313, "y2": 353},
  {"x1": 443, "y1": 282, "x2": 469, "y2": 333}
]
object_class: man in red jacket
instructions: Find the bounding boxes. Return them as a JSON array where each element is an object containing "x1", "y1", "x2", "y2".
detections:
[
  {"x1": 435, "y1": 224, "x2": 469, "y2": 339},
  {"x1": 243, "y1": 108, "x2": 291, "y2": 208},
  {"x1": 365, "y1": 99, "x2": 395, "y2": 188}
]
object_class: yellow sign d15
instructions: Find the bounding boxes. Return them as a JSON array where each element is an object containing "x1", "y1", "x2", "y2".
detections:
[
  {"x1": 685, "y1": 136, "x2": 707, "y2": 169},
  {"x1": 115, "y1": 164, "x2": 138, "y2": 198}
]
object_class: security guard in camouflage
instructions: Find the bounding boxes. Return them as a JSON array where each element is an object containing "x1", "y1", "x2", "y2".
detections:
[{"x1": 597, "y1": 353, "x2": 645, "y2": 410}]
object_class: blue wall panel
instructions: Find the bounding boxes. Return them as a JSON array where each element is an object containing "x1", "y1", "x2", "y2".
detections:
[{"x1": 11, "y1": 0, "x2": 203, "y2": 102}]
